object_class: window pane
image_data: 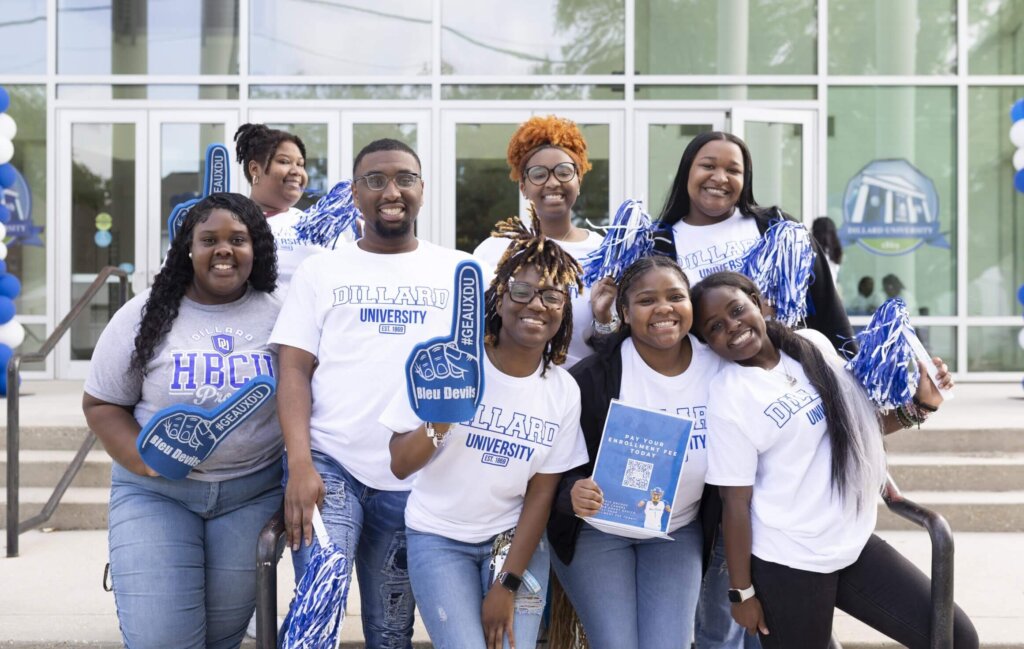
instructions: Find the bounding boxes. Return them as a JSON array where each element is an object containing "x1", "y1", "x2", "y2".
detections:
[
  {"x1": 0, "y1": 0, "x2": 46, "y2": 74},
  {"x1": 159, "y1": 123, "x2": 226, "y2": 253},
  {"x1": 968, "y1": 0, "x2": 1024, "y2": 74},
  {"x1": 57, "y1": 85, "x2": 239, "y2": 100},
  {"x1": 575, "y1": 124, "x2": 610, "y2": 229},
  {"x1": 454, "y1": 123, "x2": 518, "y2": 253},
  {"x1": 636, "y1": 86, "x2": 816, "y2": 100},
  {"x1": 743, "y1": 120, "x2": 804, "y2": 221},
  {"x1": 442, "y1": 85, "x2": 624, "y2": 100},
  {"x1": 968, "y1": 327, "x2": 1024, "y2": 372},
  {"x1": 352, "y1": 123, "x2": 419, "y2": 178},
  {"x1": 636, "y1": 0, "x2": 815, "y2": 74},
  {"x1": 250, "y1": 0, "x2": 430, "y2": 76},
  {"x1": 828, "y1": 87, "x2": 957, "y2": 317},
  {"x1": 4, "y1": 86, "x2": 47, "y2": 317},
  {"x1": 70, "y1": 123, "x2": 136, "y2": 361},
  {"x1": 442, "y1": 0, "x2": 625, "y2": 75},
  {"x1": 58, "y1": 0, "x2": 238, "y2": 75},
  {"x1": 828, "y1": 0, "x2": 956, "y2": 74},
  {"x1": 249, "y1": 85, "x2": 431, "y2": 100},
  {"x1": 967, "y1": 87, "x2": 1024, "y2": 316},
  {"x1": 646, "y1": 123, "x2": 714, "y2": 216},
  {"x1": 266, "y1": 123, "x2": 329, "y2": 211}
]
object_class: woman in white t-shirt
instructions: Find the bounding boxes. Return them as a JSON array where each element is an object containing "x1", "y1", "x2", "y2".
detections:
[
  {"x1": 235, "y1": 123, "x2": 350, "y2": 296},
  {"x1": 547, "y1": 255, "x2": 723, "y2": 649},
  {"x1": 473, "y1": 115, "x2": 606, "y2": 368},
  {"x1": 385, "y1": 221, "x2": 589, "y2": 649},
  {"x1": 690, "y1": 271, "x2": 977, "y2": 649}
]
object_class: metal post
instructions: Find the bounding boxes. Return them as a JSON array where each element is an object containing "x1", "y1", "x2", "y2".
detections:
[
  {"x1": 6, "y1": 354, "x2": 22, "y2": 557},
  {"x1": 256, "y1": 508, "x2": 286, "y2": 648}
]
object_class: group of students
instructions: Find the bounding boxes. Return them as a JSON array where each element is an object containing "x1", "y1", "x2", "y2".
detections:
[{"x1": 81, "y1": 116, "x2": 978, "y2": 649}]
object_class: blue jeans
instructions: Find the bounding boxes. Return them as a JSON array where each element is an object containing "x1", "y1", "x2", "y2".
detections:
[
  {"x1": 695, "y1": 532, "x2": 761, "y2": 649},
  {"x1": 551, "y1": 519, "x2": 703, "y2": 649},
  {"x1": 406, "y1": 529, "x2": 550, "y2": 649},
  {"x1": 290, "y1": 451, "x2": 414, "y2": 649},
  {"x1": 107, "y1": 460, "x2": 283, "y2": 649}
]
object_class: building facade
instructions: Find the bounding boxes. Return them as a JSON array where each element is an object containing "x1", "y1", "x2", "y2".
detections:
[{"x1": 0, "y1": 0, "x2": 1022, "y2": 379}]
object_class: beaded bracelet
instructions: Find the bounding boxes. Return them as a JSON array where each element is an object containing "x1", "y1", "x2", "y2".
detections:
[
  {"x1": 894, "y1": 405, "x2": 915, "y2": 429},
  {"x1": 912, "y1": 396, "x2": 939, "y2": 413}
]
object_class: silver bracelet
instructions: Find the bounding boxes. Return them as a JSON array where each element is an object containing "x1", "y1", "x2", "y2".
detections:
[{"x1": 593, "y1": 313, "x2": 621, "y2": 335}]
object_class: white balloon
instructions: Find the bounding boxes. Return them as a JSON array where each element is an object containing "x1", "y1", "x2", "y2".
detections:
[
  {"x1": 1012, "y1": 121, "x2": 1024, "y2": 148},
  {"x1": 0, "y1": 223, "x2": 6, "y2": 240},
  {"x1": 0, "y1": 113, "x2": 16, "y2": 140},
  {"x1": 0, "y1": 139, "x2": 12, "y2": 165},
  {"x1": 1018, "y1": 327, "x2": 1024, "y2": 350},
  {"x1": 0, "y1": 242, "x2": 7, "y2": 260},
  {"x1": 1014, "y1": 149, "x2": 1024, "y2": 171},
  {"x1": 0, "y1": 319, "x2": 25, "y2": 349}
]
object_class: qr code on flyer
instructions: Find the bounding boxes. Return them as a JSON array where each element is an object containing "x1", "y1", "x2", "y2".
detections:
[{"x1": 622, "y1": 458, "x2": 654, "y2": 491}]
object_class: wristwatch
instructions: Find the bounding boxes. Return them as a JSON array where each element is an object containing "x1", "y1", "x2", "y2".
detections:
[
  {"x1": 728, "y1": 584, "x2": 756, "y2": 603},
  {"x1": 425, "y1": 422, "x2": 447, "y2": 448},
  {"x1": 496, "y1": 571, "x2": 522, "y2": 594}
]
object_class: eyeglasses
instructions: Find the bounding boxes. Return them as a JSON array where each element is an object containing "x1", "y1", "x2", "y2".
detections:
[
  {"x1": 506, "y1": 280, "x2": 567, "y2": 309},
  {"x1": 524, "y1": 162, "x2": 577, "y2": 186},
  {"x1": 354, "y1": 172, "x2": 422, "y2": 191}
]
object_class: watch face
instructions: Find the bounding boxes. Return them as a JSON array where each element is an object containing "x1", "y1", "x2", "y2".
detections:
[
  {"x1": 727, "y1": 589, "x2": 742, "y2": 603},
  {"x1": 499, "y1": 572, "x2": 522, "y2": 593}
]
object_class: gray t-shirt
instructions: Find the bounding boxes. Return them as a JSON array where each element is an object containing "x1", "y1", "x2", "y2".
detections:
[{"x1": 85, "y1": 286, "x2": 284, "y2": 482}]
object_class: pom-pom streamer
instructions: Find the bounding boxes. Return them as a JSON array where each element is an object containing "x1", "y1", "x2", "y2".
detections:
[
  {"x1": 294, "y1": 180, "x2": 362, "y2": 248},
  {"x1": 579, "y1": 199, "x2": 660, "y2": 286},
  {"x1": 739, "y1": 219, "x2": 815, "y2": 327},
  {"x1": 844, "y1": 297, "x2": 921, "y2": 409},
  {"x1": 279, "y1": 507, "x2": 350, "y2": 649}
]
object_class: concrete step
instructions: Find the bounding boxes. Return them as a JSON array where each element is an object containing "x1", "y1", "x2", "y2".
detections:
[
  {"x1": 0, "y1": 450, "x2": 111, "y2": 488},
  {"x1": 0, "y1": 426, "x2": 93, "y2": 451},
  {"x1": 884, "y1": 427, "x2": 1024, "y2": 454},
  {"x1": 876, "y1": 490, "x2": 1024, "y2": 532},
  {"x1": 0, "y1": 487, "x2": 109, "y2": 530},
  {"x1": 887, "y1": 453, "x2": 1024, "y2": 491}
]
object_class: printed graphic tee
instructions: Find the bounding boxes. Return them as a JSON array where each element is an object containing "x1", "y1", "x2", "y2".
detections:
[
  {"x1": 643, "y1": 500, "x2": 667, "y2": 530},
  {"x1": 473, "y1": 229, "x2": 603, "y2": 368},
  {"x1": 270, "y1": 240, "x2": 476, "y2": 491},
  {"x1": 267, "y1": 206, "x2": 353, "y2": 297},
  {"x1": 84, "y1": 287, "x2": 284, "y2": 482},
  {"x1": 380, "y1": 354, "x2": 589, "y2": 543},
  {"x1": 671, "y1": 209, "x2": 761, "y2": 287},
  {"x1": 705, "y1": 329, "x2": 877, "y2": 573},
  {"x1": 586, "y1": 335, "x2": 724, "y2": 539}
]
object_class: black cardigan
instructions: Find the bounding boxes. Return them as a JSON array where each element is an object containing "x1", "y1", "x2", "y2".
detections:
[
  {"x1": 653, "y1": 207, "x2": 853, "y2": 353},
  {"x1": 546, "y1": 333, "x2": 723, "y2": 570}
]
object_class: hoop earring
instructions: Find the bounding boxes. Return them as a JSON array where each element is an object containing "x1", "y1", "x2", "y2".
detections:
[{"x1": 188, "y1": 252, "x2": 193, "y2": 259}]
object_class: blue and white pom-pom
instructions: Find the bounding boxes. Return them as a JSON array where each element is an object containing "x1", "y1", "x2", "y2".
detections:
[
  {"x1": 294, "y1": 179, "x2": 361, "y2": 248},
  {"x1": 579, "y1": 199, "x2": 658, "y2": 286},
  {"x1": 739, "y1": 219, "x2": 816, "y2": 327},
  {"x1": 279, "y1": 507, "x2": 350, "y2": 649},
  {"x1": 844, "y1": 297, "x2": 921, "y2": 410}
]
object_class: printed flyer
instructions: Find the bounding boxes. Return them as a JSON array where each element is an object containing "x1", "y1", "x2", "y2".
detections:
[{"x1": 585, "y1": 400, "x2": 694, "y2": 539}]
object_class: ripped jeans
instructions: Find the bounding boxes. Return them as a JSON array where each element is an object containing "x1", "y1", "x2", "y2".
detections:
[
  {"x1": 290, "y1": 451, "x2": 414, "y2": 649},
  {"x1": 406, "y1": 529, "x2": 550, "y2": 649}
]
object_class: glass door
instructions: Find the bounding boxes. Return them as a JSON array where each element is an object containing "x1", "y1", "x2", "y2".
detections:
[
  {"x1": 634, "y1": 111, "x2": 727, "y2": 219},
  {"x1": 56, "y1": 110, "x2": 147, "y2": 378},
  {"x1": 730, "y1": 108, "x2": 817, "y2": 223},
  {"x1": 247, "y1": 109, "x2": 339, "y2": 210},
  {"x1": 440, "y1": 109, "x2": 623, "y2": 252}
]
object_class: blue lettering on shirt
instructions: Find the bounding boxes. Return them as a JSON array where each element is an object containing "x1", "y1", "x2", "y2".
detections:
[
  {"x1": 763, "y1": 389, "x2": 822, "y2": 428},
  {"x1": 467, "y1": 403, "x2": 558, "y2": 447}
]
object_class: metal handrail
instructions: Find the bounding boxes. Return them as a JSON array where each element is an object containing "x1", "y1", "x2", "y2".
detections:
[
  {"x1": 881, "y1": 473, "x2": 955, "y2": 649},
  {"x1": 6, "y1": 266, "x2": 129, "y2": 557},
  {"x1": 256, "y1": 507, "x2": 287, "y2": 648}
]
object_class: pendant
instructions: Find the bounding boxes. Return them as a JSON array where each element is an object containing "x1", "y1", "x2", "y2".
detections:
[{"x1": 785, "y1": 375, "x2": 797, "y2": 387}]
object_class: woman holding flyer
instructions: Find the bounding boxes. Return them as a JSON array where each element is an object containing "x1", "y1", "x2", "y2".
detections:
[
  {"x1": 82, "y1": 193, "x2": 284, "y2": 649},
  {"x1": 690, "y1": 271, "x2": 977, "y2": 649},
  {"x1": 547, "y1": 255, "x2": 724, "y2": 649},
  {"x1": 385, "y1": 219, "x2": 589, "y2": 649}
]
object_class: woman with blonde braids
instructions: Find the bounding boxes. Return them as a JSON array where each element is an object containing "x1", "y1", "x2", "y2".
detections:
[
  {"x1": 473, "y1": 115, "x2": 608, "y2": 368},
  {"x1": 385, "y1": 217, "x2": 589, "y2": 649}
]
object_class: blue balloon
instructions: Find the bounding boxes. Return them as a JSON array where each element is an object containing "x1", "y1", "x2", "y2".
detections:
[
  {"x1": 1015, "y1": 169, "x2": 1024, "y2": 193},
  {"x1": 0, "y1": 164, "x2": 14, "y2": 189},
  {"x1": 1012, "y1": 99, "x2": 1024, "y2": 123},
  {"x1": 1018, "y1": 283, "x2": 1024, "y2": 307},
  {"x1": 0, "y1": 88, "x2": 9, "y2": 114},
  {"x1": 0, "y1": 296, "x2": 15, "y2": 324},
  {"x1": 0, "y1": 205, "x2": 8, "y2": 225},
  {"x1": 0, "y1": 261, "x2": 6, "y2": 275},
  {"x1": 0, "y1": 273, "x2": 20, "y2": 299},
  {"x1": 0, "y1": 343, "x2": 12, "y2": 396}
]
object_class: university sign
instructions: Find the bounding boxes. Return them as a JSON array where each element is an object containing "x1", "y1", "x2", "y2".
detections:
[{"x1": 840, "y1": 159, "x2": 949, "y2": 256}]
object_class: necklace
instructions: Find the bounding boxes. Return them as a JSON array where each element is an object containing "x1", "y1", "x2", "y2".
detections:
[{"x1": 773, "y1": 354, "x2": 797, "y2": 387}]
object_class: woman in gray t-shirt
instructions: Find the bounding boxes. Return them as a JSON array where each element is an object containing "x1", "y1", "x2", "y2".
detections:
[{"x1": 83, "y1": 193, "x2": 284, "y2": 649}]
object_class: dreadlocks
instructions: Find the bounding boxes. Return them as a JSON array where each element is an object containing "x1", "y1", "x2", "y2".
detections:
[{"x1": 484, "y1": 216, "x2": 583, "y2": 375}]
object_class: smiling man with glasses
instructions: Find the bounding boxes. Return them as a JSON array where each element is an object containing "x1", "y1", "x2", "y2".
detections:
[{"x1": 271, "y1": 138, "x2": 478, "y2": 649}]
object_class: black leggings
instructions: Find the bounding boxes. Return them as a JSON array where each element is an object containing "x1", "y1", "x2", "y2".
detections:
[{"x1": 750, "y1": 534, "x2": 978, "y2": 649}]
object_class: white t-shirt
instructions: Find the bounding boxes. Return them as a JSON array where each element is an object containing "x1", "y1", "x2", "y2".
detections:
[
  {"x1": 705, "y1": 329, "x2": 876, "y2": 573},
  {"x1": 670, "y1": 209, "x2": 762, "y2": 287},
  {"x1": 266, "y1": 207, "x2": 353, "y2": 298},
  {"x1": 585, "y1": 335, "x2": 723, "y2": 539},
  {"x1": 380, "y1": 354, "x2": 589, "y2": 543},
  {"x1": 473, "y1": 229, "x2": 604, "y2": 368},
  {"x1": 269, "y1": 240, "x2": 476, "y2": 491},
  {"x1": 643, "y1": 500, "x2": 668, "y2": 530}
]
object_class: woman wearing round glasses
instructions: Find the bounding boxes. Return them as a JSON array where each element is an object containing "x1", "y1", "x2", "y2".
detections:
[
  {"x1": 385, "y1": 219, "x2": 588, "y2": 649},
  {"x1": 473, "y1": 115, "x2": 607, "y2": 368}
]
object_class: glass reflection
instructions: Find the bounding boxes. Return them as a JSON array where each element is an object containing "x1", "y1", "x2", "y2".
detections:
[
  {"x1": 442, "y1": 0, "x2": 624, "y2": 75},
  {"x1": 743, "y1": 121, "x2": 803, "y2": 221},
  {"x1": 969, "y1": 0, "x2": 1024, "y2": 74},
  {"x1": 647, "y1": 123, "x2": 713, "y2": 216},
  {"x1": 0, "y1": 0, "x2": 46, "y2": 74},
  {"x1": 829, "y1": 0, "x2": 956, "y2": 74},
  {"x1": 266, "y1": 123, "x2": 328, "y2": 211},
  {"x1": 159, "y1": 123, "x2": 225, "y2": 254}
]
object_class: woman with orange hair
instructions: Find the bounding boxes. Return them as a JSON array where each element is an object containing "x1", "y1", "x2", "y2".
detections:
[{"x1": 473, "y1": 115, "x2": 610, "y2": 368}]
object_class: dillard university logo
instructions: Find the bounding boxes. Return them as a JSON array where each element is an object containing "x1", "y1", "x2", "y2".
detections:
[{"x1": 840, "y1": 159, "x2": 949, "y2": 256}]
